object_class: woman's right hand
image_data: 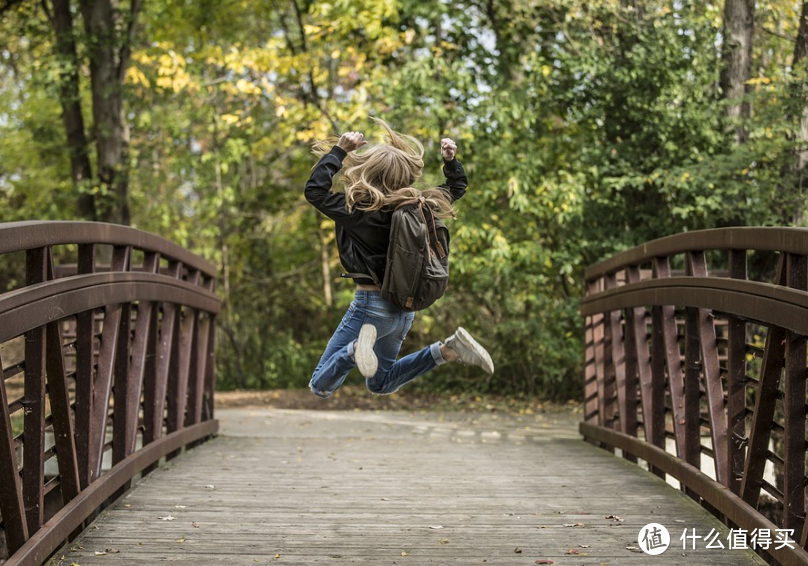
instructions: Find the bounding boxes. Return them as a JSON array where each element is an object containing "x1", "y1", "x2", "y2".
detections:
[
  {"x1": 337, "y1": 131, "x2": 368, "y2": 153},
  {"x1": 441, "y1": 138, "x2": 457, "y2": 161}
]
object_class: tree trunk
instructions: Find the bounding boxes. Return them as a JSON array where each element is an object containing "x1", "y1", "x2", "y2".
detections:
[
  {"x1": 212, "y1": 114, "x2": 232, "y2": 324},
  {"x1": 78, "y1": 0, "x2": 135, "y2": 225},
  {"x1": 791, "y1": 1, "x2": 808, "y2": 225},
  {"x1": 720, "y1": 0, "x2": 755, "y2": 144},
  {"x1": 49, "y1": 0, "x2": 95, "y2": 219},
  {"x1": 318, "y1": 221, "x2": 333, "y2": 307}
]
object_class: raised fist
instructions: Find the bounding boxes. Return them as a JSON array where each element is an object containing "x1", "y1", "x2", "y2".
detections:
[
  {"x1": 441, "y1": 138, "x2": 457, "y2": 161},
  {"x1": 337, "y1": 131, "x2": 368, "y2": 153}
]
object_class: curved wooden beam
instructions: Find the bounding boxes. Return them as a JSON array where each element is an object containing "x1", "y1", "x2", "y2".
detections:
[
  {"x1": 0, "y1": 221, "x2": 215, "y2": 276},
  {"x1": 580, "y1": 276, "x2": 808, "y2": 334},
  {"x1": 585, "y1": 227, "x2": 808, "y2": 280},
  {"x1": 0, "y1": 273, "x2": 220, "y2": 342}
]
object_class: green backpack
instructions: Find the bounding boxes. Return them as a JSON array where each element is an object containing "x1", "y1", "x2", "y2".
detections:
[{"x1": 348, "y1": 196, "x2": 450, "y2": 312}]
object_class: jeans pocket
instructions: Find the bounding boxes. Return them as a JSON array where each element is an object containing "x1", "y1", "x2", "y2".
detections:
[
  {"x1": 336, "y1": 304, "x2": 357, "y2": 329},
  {"x1": 398, "y1": 314, "x2": 414, "y2": 341}
]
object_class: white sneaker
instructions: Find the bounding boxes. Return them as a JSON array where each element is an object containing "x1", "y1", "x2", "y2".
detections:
[
  {"x1": 355, "y1": 323, "x2": 378, "y2": 378},
  {"x1": 444, "y1": 327, "x2": 494, "y2": 375}
]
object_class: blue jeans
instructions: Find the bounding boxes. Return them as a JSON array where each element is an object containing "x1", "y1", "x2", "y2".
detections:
[{"x1": 309, "y1": 291, "x2": 446, "y2": 398}]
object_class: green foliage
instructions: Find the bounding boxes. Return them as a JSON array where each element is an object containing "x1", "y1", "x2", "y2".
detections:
[{"x1": 2, "y1": 0, "x2": 807, "y2": 399}]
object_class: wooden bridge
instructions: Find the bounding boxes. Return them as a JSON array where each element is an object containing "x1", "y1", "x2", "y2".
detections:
[{"x1": 1, "y1": 222, "x2": 808, "y2": 565}]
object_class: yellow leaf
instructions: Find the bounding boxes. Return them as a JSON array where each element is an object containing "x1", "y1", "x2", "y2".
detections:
[
  {"x1": 221, "y1": 114, "x2": 240, "y2": 126},
  {"x1": 330, "y1": 49, "x2": 341, "y2": 59},
  {"x1": 542, "y1": 65, "x2": 552, "y2": 76},
  {"x1": 401, "y1": 551, "x2": 409, "y2": 556},
  {"x1": 125, "y1": 66, "x2": 150, "y2": 88},
  {"x1": 745, "y1": 76, "x2": 772, "y2": 85}
]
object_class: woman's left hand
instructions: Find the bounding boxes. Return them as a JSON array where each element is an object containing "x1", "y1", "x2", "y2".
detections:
[{"x1": 337, "y1": 131, "x2": 368, "y2": 153}]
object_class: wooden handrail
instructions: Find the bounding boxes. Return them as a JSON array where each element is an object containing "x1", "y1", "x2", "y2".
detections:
[
  {"x1": 582, "y1": 229, "x2": 808, "y2": 566},
  {"x1": 585, "y1": 226, "x2": 808, "y2": 280},
  {"x1": 0, "y1": 221, "x2": 219, "y2": 566}
]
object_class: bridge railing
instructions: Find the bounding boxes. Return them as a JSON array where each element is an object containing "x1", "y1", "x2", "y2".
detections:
[
  {"x1": 581, "y1": 227, "x2": 808, "y2": 566},
  {"x1": 0, "y1": 221, "x2": 220, "y2": 566}
]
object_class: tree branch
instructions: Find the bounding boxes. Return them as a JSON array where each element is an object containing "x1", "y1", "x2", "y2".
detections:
[
  {"x1": 39, "y1": 0, "x2": 53, "y2": 24},
  {"x1": 287, "y1": 0, "x2": 340, "y2": 131},
  {"x1": 117, "y1": 0, "x2": 144, "y2": 83},
  {"x1": 0, "y1": 0, "x2": 28, "y2": 15},
  {"x1": 756, "y1": 23, "x2": 796, "y2": 43}
]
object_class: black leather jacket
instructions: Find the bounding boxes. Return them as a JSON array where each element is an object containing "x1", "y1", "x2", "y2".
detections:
[{"x1": 304, "y1": 146, "x2": 468, "y2": 285}]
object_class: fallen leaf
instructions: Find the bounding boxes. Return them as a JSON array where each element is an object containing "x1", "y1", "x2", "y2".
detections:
[
  {"x1": 274, "y1": 554, "x2": 280, "y2": 559},
  {"x1": 579, "y1": 544, "x2": 591, "y2": 548},
  {"x1": 105, "y1": 549, "x2": 120, "y2": 554},
  {"x1": 428, "y1": 525, "x2": 443, "y2": 529},
  {"x1": 381, "y1": 498, "x2": 390, "y2": 501},
  {"x1": 514, "y1": 547, "x2": 523, "y2": 553},
  {"x1": 535, "y1": 561, "x2": 554, "y2": 565},
  {"x1": 94, "y1": 552, "x2": 107, "y2": 556},
  {"x1": 604, "y1": 515, "x2": 623, "y2": 522},
  {"x1": 567, "y1": 549, "x2": 580, "y2": 555},
  {"x1": 192, "y1": 522, "x2": 200, "y2": 528},
  {"x1": 123, "y1": 504, "x2": 132, "y2": 508},
  {"x1": 176, "y1": 536, "x2": 186, "y2": 543},
  {"x1": 439, "y1": 538, "x2": 449, "y2": 544},
  {"x1": 158, "y1": 515, "x2": 175, "y2": 521},
  {"x1": 71, "y1": 563, "x2": 81, "y2": 566},
  {"x1": 401, "y1": 551, "x2": 409, "y2": 556},
  {"x1": 175, "y1": 505, "x2": 187, "y2": 509},
  {"x1": 204, "y1": 485, "x2": 215, "y2": 490},
  {"x1": 564, "y1": 523, "x2": 585, "y2": 527}
]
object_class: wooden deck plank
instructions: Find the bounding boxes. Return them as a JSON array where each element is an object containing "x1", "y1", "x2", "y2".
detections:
[{"x1": 57, "y1": 408, "x2": 766, "y2": 566}]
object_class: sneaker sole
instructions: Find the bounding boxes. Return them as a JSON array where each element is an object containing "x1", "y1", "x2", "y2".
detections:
[
  {"x1": 355, "y1": 323, "x2": 378, "y2": 378},
  {"x1": 455, "y1": 327, "x2": 495, "y2": 375}
]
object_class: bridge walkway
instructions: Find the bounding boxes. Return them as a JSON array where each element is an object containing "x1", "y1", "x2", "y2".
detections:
[{"x1": 55, "y1": 408, "x2": 765, "y2": 566}]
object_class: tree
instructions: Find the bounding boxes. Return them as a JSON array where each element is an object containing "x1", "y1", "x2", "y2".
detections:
[
  {"x1": 49, "y1": 0, "x2": 94, "y2": 219},
  {"x1": 721, "y1": 0, "x2": 755, "y2": 143},
  {"x1": 39, "y1": 0, "x2": 143, "y2": 223},
  {"x1": 2, "y1": 0, "x2": 806, "y2": 398},
  {"x1": 791, "y1": 1, "x2": 808, "y2": 224}
]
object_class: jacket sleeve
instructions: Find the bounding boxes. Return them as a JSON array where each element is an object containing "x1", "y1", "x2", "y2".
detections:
[
  {"x1": 304, "y1": 146, "x2": 357, "y2": 221},
  {"x1": 439, "y1": 157, "x2": 468, "y2": 202}
]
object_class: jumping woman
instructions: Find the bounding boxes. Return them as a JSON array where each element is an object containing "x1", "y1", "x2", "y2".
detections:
[{"x1": 304, "y1": 118, "x2": 494, "y2": 399}]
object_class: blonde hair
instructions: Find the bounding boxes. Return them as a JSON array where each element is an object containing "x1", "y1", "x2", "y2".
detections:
[{"x1": 313, "y1": 118, "x2": 456, "y2": 218}]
